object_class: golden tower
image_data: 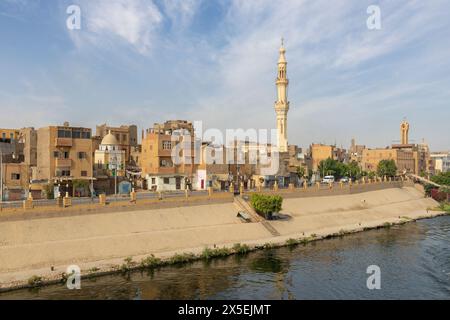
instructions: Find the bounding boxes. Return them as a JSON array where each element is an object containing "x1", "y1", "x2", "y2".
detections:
[{"x1": 274, "y1": 38, "x2": 289, "y2": 152}]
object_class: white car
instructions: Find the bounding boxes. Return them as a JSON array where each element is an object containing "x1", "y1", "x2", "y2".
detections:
[{"x1": 322, "y1": 175, "x2": 335, "y2": 184}]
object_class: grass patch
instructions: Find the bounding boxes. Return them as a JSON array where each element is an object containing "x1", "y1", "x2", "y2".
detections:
[
  {"x1": 168, "y1": 252, "x2": 197, "y2": 265},
  {"x1": 382, "y1": 222, "x2": 392, "y2": 228},
  {"x1": 120, "y1": 257, "x2": 137, "y2": 272},
  {"x1": 200, "y1": 247, "x2": 231, "y2": 260},
  {"x1": 140, "y1": 255, "x2": 162, "y2": 268},
  {"x1": 285, "y1": 238, "x2": 299, "y2": 247},
  {"x1": 232, "y1": 243, "x2": 251, "y2": 255},
  {"x1": 88, "y1": 267, "x2": 100, "y2": 273},
  {"x1": 439, "y1": 202, "x2": 450, "y2": 213},
  {"x1": 27, "y1": 275, "x2": 43, "y2": 287}
]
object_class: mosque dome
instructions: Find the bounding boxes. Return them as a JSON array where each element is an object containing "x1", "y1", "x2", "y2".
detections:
[{"x1": 101, "y1": 131, "x2": 119, "y2": 145}]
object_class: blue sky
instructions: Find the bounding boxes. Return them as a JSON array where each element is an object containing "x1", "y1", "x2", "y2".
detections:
[{"x1": 0, "y1": 0, "x2": 449, "y2": 150}]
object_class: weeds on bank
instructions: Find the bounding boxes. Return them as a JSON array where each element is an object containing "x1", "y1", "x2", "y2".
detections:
[
  {"x1": 27, "y1": 275, "x2": 43, "y2": 287},
  {"x1": 232, "y1": 243, "x2": 251, "y2": 255},
  {"x1": 140, "y1": 254, "x2": 162, "y2": 268},
  {"x1": 285, "y1": 238, "x2": 299, "y2": 247},
  {"x1": 169, "y1": 253, "x2": 197, "y2": 265},
  {"x1": 120, "y1": 257, "x2": 137, "y2": 272},
  {"x1": 201, "y1": 247, "x2": 231, "y2": 260}
]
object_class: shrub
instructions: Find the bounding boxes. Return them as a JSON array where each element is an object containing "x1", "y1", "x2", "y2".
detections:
[{"x1": 250, "y1": 194, "x2": 283, "y2": 219}]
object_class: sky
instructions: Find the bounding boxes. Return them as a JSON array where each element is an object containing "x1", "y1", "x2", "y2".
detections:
[{"x1": 0, "y1": 0, "x2": 449, "y2": 151}]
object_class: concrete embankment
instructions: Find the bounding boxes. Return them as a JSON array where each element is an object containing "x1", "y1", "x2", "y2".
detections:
[{"x1": 0, "y1": 185, "x2": 442, "y2": 290}]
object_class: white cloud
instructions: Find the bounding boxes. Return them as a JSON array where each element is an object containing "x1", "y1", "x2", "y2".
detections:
[{"x1": 69, "y1": 0, "x2": 163, "y2": 55}]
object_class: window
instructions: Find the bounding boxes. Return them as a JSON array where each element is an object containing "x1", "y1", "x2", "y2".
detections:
[
  {"x1": 11, "y1": 173, "x2": 20, "y2": 180},
  {"x1": 56, "y1": 170, "x2": 71, "y2": 177},
  {"x1": 163, "y1": 178, "x2": 170, "y2": 184},
  {"x1": 152, "y1": 178, "x2": 156, "y2": 184},
  {"x1": 58, "y1": 129, "x2": 72, "y2": 138},
  {"x1": 53, "y1": 151, "x2": 59, "y2": 158},
  {"x1": 78, "y1": 152, "x2": 86, "y2": 159},
  {"x1": 81, "y1": 171, "x2": 87, "y2": 177},
  {"x1": 72, "y1": 130, "x2": 81, "y2": 139},
  {"x1": 81, "y1": 131, "x2": 91, "y2": 139},
  {"x1": 10, "y1": 133, "x2": 14, "y2": 140},
  {"x1": 64, "y1": 151, "x2": 69, "y2": 159},
  {"x1": 2, "y1": 133, "x2": 6, "y2": 139},
  {"x1": 162, "y1": 141, "x2": 172, "y2": 150}
]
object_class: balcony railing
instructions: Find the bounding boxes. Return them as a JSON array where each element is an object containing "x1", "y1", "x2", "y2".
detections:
[
  {"x1": 55, "y1": 138, "x2": 73, "y2": 147},
  {"x1": 55, "y1": 158, "x2": 72, "y2": 168}
]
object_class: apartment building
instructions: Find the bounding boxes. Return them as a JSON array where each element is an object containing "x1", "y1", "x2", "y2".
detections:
[
  {"x1": 0, "y1": 129, "x2": 20, "y2": 143},
  {"x1": 35, "y1": 123, "x2": 94, "y2": 184},
  {"x1": 361, "y1": 148, "x2": 415, "y2": 174},
  {"x1": 430, "y1": 152, "x2": 450, "y2": 174},
  {"x1": 308, "y1": 143, "x2": 347, "y2": 173},
  {"x1": 141, "y1": 120, "x2": 196, "y2": 191}
]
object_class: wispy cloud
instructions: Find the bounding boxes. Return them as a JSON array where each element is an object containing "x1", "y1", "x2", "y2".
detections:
[{"x1": 68, "y1": 0, "x2": 163, "y2": 55}]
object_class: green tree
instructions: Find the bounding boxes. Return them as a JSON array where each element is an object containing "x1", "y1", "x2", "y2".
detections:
[
  {"x1": 347, "y1": 161, "x2": 361, "y2": 179},
  {"x1": 377, "y1": 159, "x2": 397, "y2": 177},
  {"x1": 318, "y1": 158, "x2": 347, "y2": 179},
  {"x1": 431, "y1": 172, "x2": 450, "y2": 186}
]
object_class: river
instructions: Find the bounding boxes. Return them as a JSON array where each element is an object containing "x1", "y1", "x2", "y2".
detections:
[{"x1": 1, "y1": 215, "x2": 449, "y2": 300}]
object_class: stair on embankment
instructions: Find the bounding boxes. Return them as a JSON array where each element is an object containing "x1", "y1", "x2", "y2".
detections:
[{"x1": 233, "y1": 196, "x2": 280, "y2": 237}]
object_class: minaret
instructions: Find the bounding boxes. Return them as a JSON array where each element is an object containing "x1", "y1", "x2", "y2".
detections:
[
  {"x1": 274, "y1": 38, "x2": 289, "y2": 152},
  {"x1": 400, "y1": 119, "x2": 409, "y2": 145}
]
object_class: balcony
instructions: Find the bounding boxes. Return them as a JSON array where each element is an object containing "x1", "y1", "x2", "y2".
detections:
[
  {"x1": 157, "y1": 167, "x2": 177, "y2": 174},
  {"x1": 55, "y1": 138, "x2": 73, "y2": 147},
  {"x1": 55, "y1": 158, "x2": 72, "y2": 168}
]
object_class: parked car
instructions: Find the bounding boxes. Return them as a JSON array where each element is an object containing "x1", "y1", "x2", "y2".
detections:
[
  {"x1": 340, "y1": 177, "x2": 349, "y2": 183},
  {"x1": 322, "y1": 175, "x2": 335, "y2": 184}
]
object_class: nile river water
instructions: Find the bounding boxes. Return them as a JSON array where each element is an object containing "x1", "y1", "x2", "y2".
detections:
[{"x1": 2, "y1": 216, "x2": 449, "y2": 300}]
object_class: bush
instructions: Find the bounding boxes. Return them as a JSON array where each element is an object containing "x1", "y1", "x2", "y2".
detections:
[{"x1": 250, "y1": 194, "x2": 283, "y2": 219}]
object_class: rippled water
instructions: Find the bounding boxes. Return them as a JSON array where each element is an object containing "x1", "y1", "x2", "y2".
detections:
[{"x1": 2, "y1": 216, "x2": 449, "y2": 300}]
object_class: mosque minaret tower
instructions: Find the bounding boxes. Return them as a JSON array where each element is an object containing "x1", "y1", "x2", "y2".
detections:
[{"x1": 274, "y1": 38, "x2": 290, "y2": 152}]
